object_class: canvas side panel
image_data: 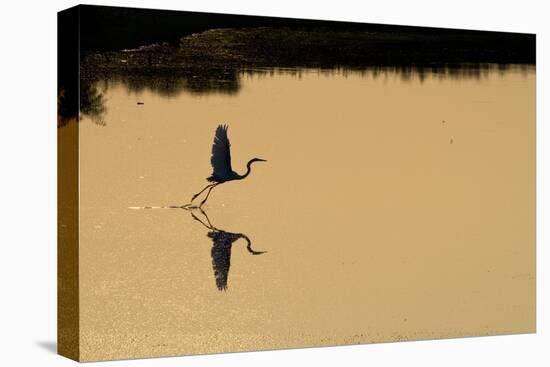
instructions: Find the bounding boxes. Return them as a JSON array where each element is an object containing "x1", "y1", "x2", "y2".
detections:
[{"x1": 57, "y1": 5, "x2": 80, "y2": 362}]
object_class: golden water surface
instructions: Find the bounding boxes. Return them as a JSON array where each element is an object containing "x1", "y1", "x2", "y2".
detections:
[{"x1": 77, "y1": 67, "x2": 535, "y2": 361}]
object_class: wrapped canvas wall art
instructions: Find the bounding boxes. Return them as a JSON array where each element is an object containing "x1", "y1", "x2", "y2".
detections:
[{"x1": 58, "y1": 5, "x2": 536, "y2": 362}]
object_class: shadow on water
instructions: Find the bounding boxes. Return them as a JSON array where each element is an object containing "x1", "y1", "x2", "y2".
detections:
[{"x1": 189, "y1": 208, "x2": 267, "y2": 291}]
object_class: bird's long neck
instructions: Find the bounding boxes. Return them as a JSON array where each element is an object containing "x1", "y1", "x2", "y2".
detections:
[
  {"x1": 239, "y1": 234, "x2": 251, "y2": 249},
  {"x1": 237, "y1": 159, "x2": 255, "y2": 180},
  {"x1": 240, "y1": 233, "x2": 266, "y2": 255}
]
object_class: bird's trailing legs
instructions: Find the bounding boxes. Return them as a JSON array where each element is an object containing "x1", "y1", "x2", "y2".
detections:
[
  {"x1": 199, "y1": 183, "x2": 220, "y2": 207},
  {"x1": 190, "y1": 183, "x2": 217, "y2": 204}
]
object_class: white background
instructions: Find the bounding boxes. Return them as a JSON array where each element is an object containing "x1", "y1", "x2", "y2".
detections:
[{"x1": 0, "y1": 0, "x2": 548, "y2": 365}]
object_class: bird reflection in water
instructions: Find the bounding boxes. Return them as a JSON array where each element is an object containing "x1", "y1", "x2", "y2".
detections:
[{"x1": 189, "y1": 208, "x2": 267, "y2": 291}]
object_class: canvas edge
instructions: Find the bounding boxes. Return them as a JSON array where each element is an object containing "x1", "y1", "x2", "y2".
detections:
[{"x1": 57, "y1": 4, "x2": 81, "y2": 362}]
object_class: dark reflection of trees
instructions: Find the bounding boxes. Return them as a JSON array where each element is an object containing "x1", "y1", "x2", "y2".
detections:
[
  {"x1": 58, "y1": 79, "x2": 107, "y2": 128},
  {"x1": 79, "y1": 81, "x2": 107, "y2": 126},
  {"x1": 95, "y1": 68, "x2": 240, "y2": 97},
  {"x1": 242, "y1": 63, "x2": 533, "y2": 84},
  {"x1": 63, "y1": 62, "x2": 533, "y2": 129},
  {"x1": 57, "y1": 87, "x2": 75, "y2": 128},
  {"x1": 189, "y1": 208, "x2": 266, "y2": 291}
]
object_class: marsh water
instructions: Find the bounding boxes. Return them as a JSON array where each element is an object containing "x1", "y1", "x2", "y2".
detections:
[{"x1": 74, "y1": 65, "x2": 535, "y2": 360}]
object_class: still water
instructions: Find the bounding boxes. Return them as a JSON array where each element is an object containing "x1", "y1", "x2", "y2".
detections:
[{"x1": 75, "y1": 66, "x2": 535, "y2": 360}]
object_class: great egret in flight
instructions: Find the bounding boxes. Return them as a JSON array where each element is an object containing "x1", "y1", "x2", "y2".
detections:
[{"x1": 190, "y1": 124, "x2": 266, "y2": 206}]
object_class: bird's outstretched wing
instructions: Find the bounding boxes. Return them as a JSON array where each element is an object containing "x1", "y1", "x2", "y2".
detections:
[
  {"x1": 209, "y1": 231, "x2": 234, "y2": 291},
  {"x1": 209, "y1": 124, "x2": 233, "y2": 181}
]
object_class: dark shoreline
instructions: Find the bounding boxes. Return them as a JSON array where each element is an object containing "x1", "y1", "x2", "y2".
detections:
[
  {"x1": 76, "y1": 4, "x2": 535, "y2": 61},
  {"x1": 82, "y1": 26, "x2": 535, "y2": 73}
]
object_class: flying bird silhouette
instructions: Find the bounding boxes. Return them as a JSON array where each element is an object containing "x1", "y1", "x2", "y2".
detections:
[{"x1": 190, "y1": 124, "x2": 266, "y2": 207}]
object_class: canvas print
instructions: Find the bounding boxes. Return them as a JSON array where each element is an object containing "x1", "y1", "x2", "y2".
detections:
[{"x1": 58, "y1": 5, "x2": 536, "y2": 362}]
